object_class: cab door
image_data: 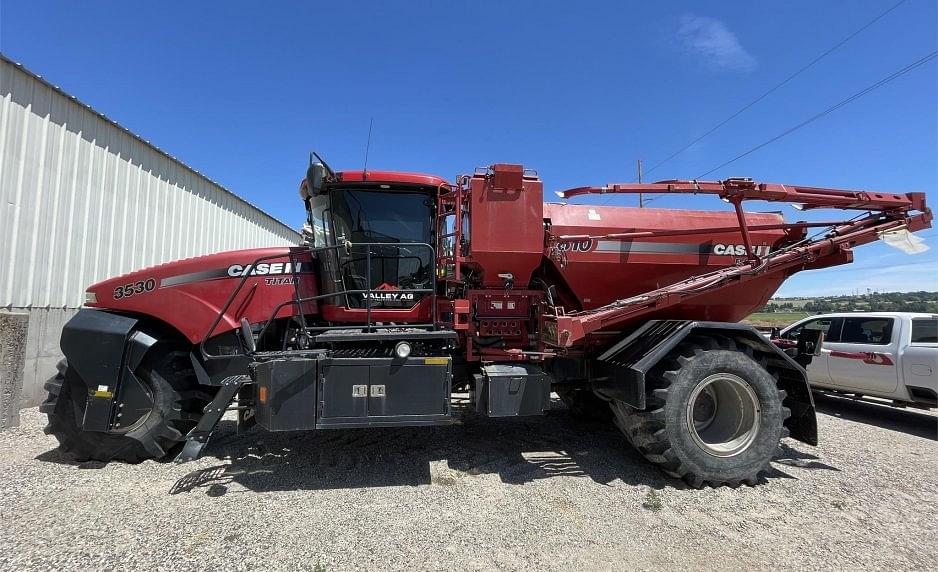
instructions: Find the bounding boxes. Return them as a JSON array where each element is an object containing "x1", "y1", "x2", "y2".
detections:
[
  {"x1": 902, "y1": 318, "x2": 938, "y2": 402},
  {"x1": 826, "y1": 316, "x2": 900, "y2": 396},
  {"x1": 780, "y1": 317, "x2": 840, "y2": 386}
]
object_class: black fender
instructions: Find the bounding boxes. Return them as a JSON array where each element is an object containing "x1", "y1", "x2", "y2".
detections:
[
  {"x1": 60, "y1": 309, "x2": 158, "y2": 432},
  {"x1": 590, "y1": 320, "x2": 818, "y2": 446}
]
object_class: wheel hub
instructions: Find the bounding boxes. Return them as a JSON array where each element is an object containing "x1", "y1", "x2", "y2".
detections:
[{"x1": 686, "y1": 373, "x2": 761, "y2": 457}]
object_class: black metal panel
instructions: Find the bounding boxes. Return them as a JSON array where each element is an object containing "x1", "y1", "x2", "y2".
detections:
[
  {"x1": 81, "y1": 394, "x2": 114, "y2": 432},
  {"x1": 312, "y1": 329, "x2": 458, "y2": 343},
  {"x1": 253, "y1": 358, "x2": 319, "y2": 431},
  {"x1": 368, "y1": 364, "x2": 449, "y2": 416},
  {"x1": 479, "y1": 364, "x2": 550, "y2": 417},
  {"x1": 317, "y1": 357, "x2": 452, "y2": 428},
  {"x1": 316, "y1": 415, "x2": 455, "y2": 429},
  {"x1": 319, "y1": 362, "x2": 369, "y2": 420},
  {"x1": 191, "y1": 352, "x2": 251, "y2": 387},
  {"x1": 110, "y1": 371, "x2": 154, "y2": 431},
  {"x1": 589, "y1": 360, "x2": 646, "y2": 409},
  {"x1": 61, "y1": 309, "x2": 137, "y2": 392},
  {"x1": 592, "y1": 320, "x2": 695, "y2": 409},
  {"x1": 59, "y1": 310, "x2": 153, "y2": 433},
  {"x1": 598, "y1": 320, "x2": 691, "y2": 366}
]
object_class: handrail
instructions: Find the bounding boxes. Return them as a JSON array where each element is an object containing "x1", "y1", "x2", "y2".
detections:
[{"x1": 199, "y1": 241, "x2": 437, "y2": 360}]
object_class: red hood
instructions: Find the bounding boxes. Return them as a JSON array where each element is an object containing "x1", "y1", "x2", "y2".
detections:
[
  {"x1": 87, "y1": 247, "x2": 295, "y2": 300},
  {"x1": 85, "y1": 246, "x2": 311, "y2": 342}
]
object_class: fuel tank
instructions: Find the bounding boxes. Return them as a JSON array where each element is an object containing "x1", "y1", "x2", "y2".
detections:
[
  {"x1": 85, "y1": 247, "x2": 316, "y2": 342},
  {"x1": 545, "y1": 204, "x2": 795, "y2": 320}
]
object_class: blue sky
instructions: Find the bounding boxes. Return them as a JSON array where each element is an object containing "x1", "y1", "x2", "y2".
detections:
[{"x1": 2, "y1": 0, "x2": 935, "y2": 296}]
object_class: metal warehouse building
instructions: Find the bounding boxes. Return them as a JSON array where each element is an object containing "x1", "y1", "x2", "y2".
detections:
[{"x1": 0, "y1": 55, "x2": 299, "y2": 422}]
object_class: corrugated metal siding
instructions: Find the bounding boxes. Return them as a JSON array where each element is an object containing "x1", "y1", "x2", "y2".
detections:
[{"x1": 0, "y1": 57, "x2": 300, "y2": 309}]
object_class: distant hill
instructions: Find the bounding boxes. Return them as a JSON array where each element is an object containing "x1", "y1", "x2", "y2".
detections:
[
  {"x1": 745, "y1": 291, "x2": 937, "y2": 328},
  {"x1": 764, "y1": 291, "x2": 938, "y2": 314}
]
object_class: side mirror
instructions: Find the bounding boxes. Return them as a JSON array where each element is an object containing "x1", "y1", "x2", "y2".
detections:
[
  {"x1": 812, "y1": 331, "x2": 825, "y2": 356},
  {"x1": 303, "y1": 162, "x2": 326, "y2": 198},
  {"x1": 794, "y1": 328, "x2": 825, "y2": 368},
  {"x1": 770, "y1": 326, "x2": 781, "y2": 339}
]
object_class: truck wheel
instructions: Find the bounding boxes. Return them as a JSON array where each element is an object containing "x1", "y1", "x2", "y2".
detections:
[
  {"x1": 41, "y1": 349, "x2": 211, "y2": 463},
  {"x1": 610, "y1": 337, "x2": 789, "y2": 488},
  {"x1": 557, "y1": 389, "x2": 613, "y2": 421}
]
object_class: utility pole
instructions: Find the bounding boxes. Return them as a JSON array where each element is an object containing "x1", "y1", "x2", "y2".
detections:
[{"x1": 637, "y1": 159, "x2": 644, "y2": 208}]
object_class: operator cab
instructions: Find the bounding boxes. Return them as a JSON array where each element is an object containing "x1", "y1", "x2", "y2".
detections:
[{"x1": 301, "y1": 164, "x2": 445, "y2": 324}]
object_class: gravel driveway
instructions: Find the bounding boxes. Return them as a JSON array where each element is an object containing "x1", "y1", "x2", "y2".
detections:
[{"x1": 1, "y1": 394, "x2": 935, "y2": 570}]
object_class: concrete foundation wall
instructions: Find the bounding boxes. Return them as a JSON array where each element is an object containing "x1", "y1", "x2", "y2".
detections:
[
  {"x1": 20, "y1": 307, "x2": 78, "y2": 408},
  {"x1": 1, "y1": 310, "x2": 29, "y2": 430}
]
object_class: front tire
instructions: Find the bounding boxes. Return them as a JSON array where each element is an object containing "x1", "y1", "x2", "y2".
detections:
[
  {"x1": 41, "y1": 347, "x2": 211, "y2": 463},
  {"x1": 611, "y1": 336, "x2": 789, "y2": 488}
]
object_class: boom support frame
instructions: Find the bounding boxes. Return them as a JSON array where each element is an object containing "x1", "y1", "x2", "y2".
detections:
[{"x1": 545, "y1": 178, "x2": 931, "y2": 348}]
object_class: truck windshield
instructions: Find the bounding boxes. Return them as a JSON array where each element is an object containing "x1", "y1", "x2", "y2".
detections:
[{"x1": 325, "y1": 189, "x2": 434, "y2": 309}]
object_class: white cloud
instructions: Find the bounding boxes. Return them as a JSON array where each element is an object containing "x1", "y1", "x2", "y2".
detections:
[{"x1": 677, "y1": 14, "x2": 757, "y2": 72}]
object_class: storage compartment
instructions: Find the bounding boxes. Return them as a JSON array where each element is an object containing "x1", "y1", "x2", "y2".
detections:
[
  {"x1": 476, "y1": 364, "x2": 550, "y2": 417},
  {"x1": 317, "y1": 357, "x2": 453, "y2": 428},
  {"x1": 252, "y1": 357, "x2": 319, "y2": 431}
]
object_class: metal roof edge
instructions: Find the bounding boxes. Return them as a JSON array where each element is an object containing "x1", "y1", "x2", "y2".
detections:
[{"x1": 0, "y1": 52, "x2": 299, "y2": 238}]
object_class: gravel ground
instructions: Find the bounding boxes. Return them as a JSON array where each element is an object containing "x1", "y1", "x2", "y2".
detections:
[{"x1": 1, "y1": 394, "x2": 936, "y2": 571}]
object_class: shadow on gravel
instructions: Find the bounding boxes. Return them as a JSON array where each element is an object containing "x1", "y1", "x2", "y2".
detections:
[
  {"x1": 813, "y1": 392, "x2": 938, "y2": 440},
  {"x1": 166, "y1": 405, "x2": 811, "y2": 496},
  {"x1": 34, "y1": 448, "x2": 109, "y2": 468},
  {"x1": 768, "y1": 442, "x2": 840, "y2": 476}
]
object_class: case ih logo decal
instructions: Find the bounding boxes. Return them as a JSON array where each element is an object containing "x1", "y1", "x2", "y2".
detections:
[
  {"x1": 227, "y1": 262, "x2": 308, "y2": 277},
  {"x1": 159, "y1": 262, "x2": 311, "y2": 288},
  {"x1": 711, "y1": 244, "x2": 772, "y2": 256}
]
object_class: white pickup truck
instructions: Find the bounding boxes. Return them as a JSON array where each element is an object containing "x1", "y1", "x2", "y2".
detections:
[{"x1": 777, "y1": 312, "x2": 938, "y2": 409}]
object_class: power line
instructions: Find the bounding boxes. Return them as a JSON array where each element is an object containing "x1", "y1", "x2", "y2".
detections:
[
  {"x1": 641, "y1": 49, "x2": 937, "y2": 206},
  {"x1": 641, "y1": 0, "x2": 909, "y2": 182},
  {"x1": 696, "y1": 50, "x2": 937, "y2": 179}
]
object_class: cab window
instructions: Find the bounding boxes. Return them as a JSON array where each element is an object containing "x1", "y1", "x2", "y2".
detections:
[
  {"x1": 839, "y1": 317, "x2": 894, "y2": 345},
  {"x1": 911, "y1": 318, "x2": 938, "y2": 344},
  {"x1": 308, "y1": 194, "x2": 332, "y2": 248},
  {"x1": 784, "y1": 317, "x2": 841, "y2": 342}
]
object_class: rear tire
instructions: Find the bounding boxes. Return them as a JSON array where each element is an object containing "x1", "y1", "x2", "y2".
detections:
[
  {"x1": 610, "y1": 337, "x2": 789, "y2": 488},
  {"x1": 41, "y1": 347, "x2": 212, "y2": 463}
]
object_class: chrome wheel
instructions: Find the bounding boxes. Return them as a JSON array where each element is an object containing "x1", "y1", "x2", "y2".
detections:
[{"x1": 686, "y1": 373, "x2": 761, "y2": 457}]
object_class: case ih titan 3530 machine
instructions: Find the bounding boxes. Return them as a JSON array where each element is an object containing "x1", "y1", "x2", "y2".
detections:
[{"x1": 43, "y1": 160, "x2": 931, "y2": 487}]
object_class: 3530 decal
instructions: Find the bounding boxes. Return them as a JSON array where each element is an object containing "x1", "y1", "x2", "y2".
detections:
[{"x1": 113, "y1": 278, "x2": 156, "y2": 299}]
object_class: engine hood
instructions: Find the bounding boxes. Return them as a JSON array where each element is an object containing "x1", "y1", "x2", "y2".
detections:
[
  {"x1": 85, "y1": 247, "x2": 298, "y2": 305},
  {"x1": 81, "y1": 246, "x2": 317, "y2": 343}
]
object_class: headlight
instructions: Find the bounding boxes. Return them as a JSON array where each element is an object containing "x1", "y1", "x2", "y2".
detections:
[
  {"x1": 394, "y1": 341, "x2": 412, "y2": 359},
  {"x1": 84, "y1": 291, "x2": 97, "y2": 304}
]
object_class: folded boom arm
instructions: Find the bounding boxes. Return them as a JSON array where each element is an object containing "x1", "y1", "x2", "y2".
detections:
[
  {"x1": 544, "y1": 178, "x2": 931, "y2": 348},
  {"x1": 557, "y1": 178, "x2": 926, "y2": 212}
]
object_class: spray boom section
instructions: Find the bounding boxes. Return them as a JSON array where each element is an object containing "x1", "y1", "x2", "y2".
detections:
[{"x1": 545, "y1": 178, "x2": 931, "y2": 348}]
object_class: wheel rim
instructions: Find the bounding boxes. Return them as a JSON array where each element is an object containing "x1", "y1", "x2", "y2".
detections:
[{"x1": 686, "y1": 373, "x2": 761, "y2": 457}]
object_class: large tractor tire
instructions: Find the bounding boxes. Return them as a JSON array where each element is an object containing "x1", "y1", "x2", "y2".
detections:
[
  {"x1": 557, "y1": 389, "x2": 613, "y2": 422},
  {"x1": 41, "y1": 347, "x2": 212, "y2": 463},
  {"x1": 610, "y1": 336, "x2": 789, "y2": 488}
]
